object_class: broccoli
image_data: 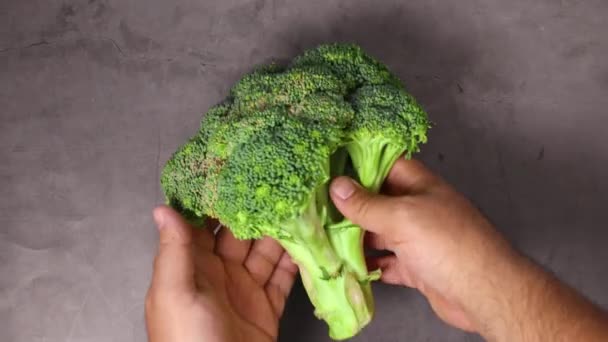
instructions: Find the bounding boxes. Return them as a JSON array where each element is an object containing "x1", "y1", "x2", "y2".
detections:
[{"x1": 161, "y1": 43, "x2": 430, "y2": 340}]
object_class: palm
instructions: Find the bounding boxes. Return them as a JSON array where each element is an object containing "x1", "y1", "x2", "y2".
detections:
[{"x1": 192, "y1": 226, "x2": 298, "y2": 341}]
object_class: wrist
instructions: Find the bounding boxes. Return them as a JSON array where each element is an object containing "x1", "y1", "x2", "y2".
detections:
[
  {"x1": 463, "y1": 251, "x2": 539, "y2": 339},
  {"x1": 457, "y1": 247, "x2": 608, "y2": 342},
  {"x1": 445, "y1": 230, "x2": 530, "y2": 336}
]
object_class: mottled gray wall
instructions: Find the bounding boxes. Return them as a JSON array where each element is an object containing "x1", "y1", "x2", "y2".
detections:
[{"x1": 1, "y1": 1, "x2": 607, "y2": 341}]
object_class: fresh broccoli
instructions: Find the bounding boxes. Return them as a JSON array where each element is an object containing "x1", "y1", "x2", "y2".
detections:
[{"x1": 161, "y1": 43, "x2": 430, "y2": 340}]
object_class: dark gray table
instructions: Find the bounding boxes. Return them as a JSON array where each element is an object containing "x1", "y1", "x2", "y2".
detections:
[{"x1": 2, "y1": 1, "x2": 607, "y2": 341}]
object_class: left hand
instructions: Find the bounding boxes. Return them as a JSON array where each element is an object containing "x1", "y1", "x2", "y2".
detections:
[{"x1": 145, "y1": 206, "x2": 298, "y2": 342}]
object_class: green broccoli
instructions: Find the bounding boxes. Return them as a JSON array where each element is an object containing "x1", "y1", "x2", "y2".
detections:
[{"x1": 161, "y1": 43, "x2": 430, "y2": 340}]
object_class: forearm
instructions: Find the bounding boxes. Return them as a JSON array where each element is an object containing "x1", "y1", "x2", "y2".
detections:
[{"x1": 463, "y1": 250, "x2": 608, "y2": 342}]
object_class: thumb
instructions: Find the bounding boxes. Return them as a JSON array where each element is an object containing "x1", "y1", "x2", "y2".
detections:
[
  {"x1": 330, "y1": 177, "x2": 402, "y2": 234},
  {"x1": 150, "y1": 205, "x2": 195, "y2": 293}
]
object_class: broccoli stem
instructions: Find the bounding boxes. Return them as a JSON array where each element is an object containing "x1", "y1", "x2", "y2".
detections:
[
  {"x1": 326, "y1": 221, "x2": 368, "y2": 277},
  {"x1": 346, "y1": 137, "x2": 406, "y2": 192},
  {"x1": 325, "y1": 147, "x2": 349, "y2": 224},
  {"x1": 326, "y1": 220, "x2": 378, "y2": 330},
  {"x1": 327, "y1": 228, "x2": 374, "y2": 327},
  {"x1": 279, "y1": 194, "x2": 373, "y2": 340},
  {"x1": 320, "y1": 138, "x2": 405, "y2": 333}
]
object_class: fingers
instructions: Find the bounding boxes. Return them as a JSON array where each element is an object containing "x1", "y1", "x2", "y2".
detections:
[
  {"x1": 191, "y1": 219, "x2": 216, "y2": 251},
  {"x1": 214, "y1": 226, "x2": 252, "y2": 263},
  {"x1": 245, "y1": 237, "x2": 285, "y2": 285},
  {"x1": 383, "y1": 158, "x2": 439, "y2": 195},
  {"x1": 268, "y1": 252, "x2": 298, "y2": 294},
  {"x1": 190, "y1": 220, "x2": 222, "y2": 288},
  {"x1": 151, "y1": 206, "x2": 196, "y2": 293},
  {"x1": 366, "y1": 255, "x2": 404, "y2": 286},
  {"x1": 266, "y1": 252, "x2": 298, "y2": 317},
  {"x1": 367, "y1": 254, "x2": 418, "y2": 288},
  {"x1": 330, "y1": 177, "x2": 403, "y2": 234}
]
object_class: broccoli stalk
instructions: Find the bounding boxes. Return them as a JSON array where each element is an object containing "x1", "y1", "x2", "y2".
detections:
[
  {"x1": 324, "y1": 183, "x2": 379, "y2": 329},
  {"x1": 325, "y1": 221, "x2": 379, "y2": 328},
  {"x1": 322, "y1": 149, "x2": 381, "y2": 337},
  {"x1": 275, "y1": 150, "x2": 377, "y2": 340},
  {"x1": 278, "y1": 191, "x2": 374, "y2": 340}
]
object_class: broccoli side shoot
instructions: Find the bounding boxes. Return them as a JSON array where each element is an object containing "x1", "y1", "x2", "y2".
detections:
[{"x1": 347, "y1": 84, "x2": 430, "y2": 192}]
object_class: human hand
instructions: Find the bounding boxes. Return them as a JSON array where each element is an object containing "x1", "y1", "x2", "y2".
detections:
[
  {"x1": 145, "y1": 206, "x2": 298, "y2": 342},
  {"x1": 329, "y1": 158, "x2": 518, "y2": 333}
]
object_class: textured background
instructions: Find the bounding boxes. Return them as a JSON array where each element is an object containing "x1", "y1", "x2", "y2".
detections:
[{"x1": 1, "y1": 0, "x2": 608, "y2": 341}]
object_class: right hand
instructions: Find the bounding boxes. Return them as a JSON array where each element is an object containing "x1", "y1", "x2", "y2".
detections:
[{"x1": 329, "y1": 158, "x2": 520, "y2": 333}]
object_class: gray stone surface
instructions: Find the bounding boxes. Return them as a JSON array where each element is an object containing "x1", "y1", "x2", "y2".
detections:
[{"x1": 1, "y1": 0, "x2": 607, "y2": 341}]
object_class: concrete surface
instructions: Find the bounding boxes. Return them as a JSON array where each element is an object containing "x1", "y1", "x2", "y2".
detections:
[{"x1": 1, "y1": 0, "x2": 608, "y2": 341}]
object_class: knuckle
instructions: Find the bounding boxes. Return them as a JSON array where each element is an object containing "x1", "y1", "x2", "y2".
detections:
[
  {"x1": 353, "y1": 195, "x2": 373, "y2": 219},
  {"x1": 394, "y1": 197, "x2": 413, "y2": 218},
  {"x1": 395, "y1": 196, "x2": 413, "y2": 211},
  {"x1": 249, "y1": 249, "x2": 275, "y2": 269},
  {"x1": 386, "y1": 198, "x2": 413, "y2": 229}
]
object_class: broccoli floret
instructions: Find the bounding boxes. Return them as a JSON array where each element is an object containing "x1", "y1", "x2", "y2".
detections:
[
  {"x1": 231, "y1": 65, "x2": 347, "y2": 113},
  {"x1": 292, "y1": 43, "x2": 402, "y2": 89},
  {"x1": 160, "y1": 135, "x2": 219, "y2": 225},
  {"x1": 214, "y1": 115, "x2": 342, "y2": 237},
  {"x1": 205, "y1": 107, "x2": 282, "y2": 159},
  {"x1": 346, "y1": 84, "x2": 430, "y2": 192},
  {"x1": 289, "y1": 93, "x2": 355, "y2": 126},
  {"x1": 160, "y1": 43, "x2": 430, "y2": 340}
]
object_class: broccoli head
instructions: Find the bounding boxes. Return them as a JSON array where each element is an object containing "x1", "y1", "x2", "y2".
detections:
[{"x1": 160, "y1": 43, "x2": 430, "y2": 340}]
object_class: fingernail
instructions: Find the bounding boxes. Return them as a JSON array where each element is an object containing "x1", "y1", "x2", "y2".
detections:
[
  {"x1": 331, "y1": 177, "x2": 357, "y2": 200},
  {"x1": 153, "y1": 208, "x2": 165, "y2": 230}
]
